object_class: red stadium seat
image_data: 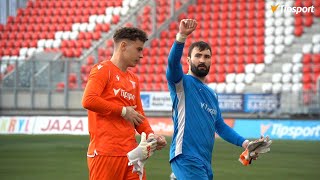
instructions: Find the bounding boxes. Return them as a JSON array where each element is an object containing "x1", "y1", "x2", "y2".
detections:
[
  {"x1": 68, "y1": 73, "x2": 77, "y2": 84},
  {"x1": 303, "y1": 54, "x2": 312, "y2": 64},
  {"x1": 236, "y1": 55, "x2": 245, "y2": 64},
  {"x1": 0, "y1": 0, "x2": 273, "y2": 90},
  {"x1": 236, "y1": 28, "x2": 246, "y2": 37},
  {"x1": 216, "y1": 64, "x2": 226, "y2": 74},
  {"x1": 313, "y1": 66, "x2": 320, "y2": 75},
  {"x1": 256, "y1": 55, "x2": 264, "y2": 64},
  {"x1": 228, "y1": 29, "x2": 237, "y2": 37},
  {"x1": 246, "y1": 28, "x2": 255, "y2": 36},
  {"x1": 313, "y1": 54, "x2": 320, "y2": 64},
  {"x1": 236, "y1": 46, "x2": 245, "y2": 54},
  {"x1": 226, "y1": 64, "x2": 235, "y2": 73},
  {"x1": 246, "y1": 55, "x2": 255, "y2": 64},
  {"x1": 247, "y1": 19, "x2": 256, "y2": 29},
  {"x1": 294, "y1": 25, "x2": 304, "y2": 36},
  {"x1": 235, "y1": 64, "x2": 245, "y2": 73},
  {"x1": 247, "y1": 2, "x2": 255, "y2": 10},
  {"x1": 227, "y1": 56, "x2": 236, "y2": 64},
  {"x1": 302, "y1": 64, "x2": 312, "y2": 73},
  {"x1": 228, "y1": 11, "x2": 237, "y2": 20},
  {"x1": 227, "y1": 46, "x2": 236, "y2": 54},
  {"x1": 56, "y1": 82, "x2": 65, "y2": 92},
  {"x1": 246, "y1": 37, "x2": 255, "y2": 46},
  {"x1": 302, "y1": 73, "x2": 313, "y2": 83},
  {"x1": 304, "y1": 16, "x2": 313, "y2": 27},
  {"x1": 237, "y1": 11, "x2": 246, "y2": 20},
  {"x1": 87, "y1": 56, "x2": 94, "y2": 65},
  {"x1": 216, "y1": 74, "x2": 226, "y2": 83},
  {"x1": 206, "y1": 74, "x2": 215, "y2": 83}
]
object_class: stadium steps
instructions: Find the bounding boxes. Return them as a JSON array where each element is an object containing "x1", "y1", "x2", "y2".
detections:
[
  {"x1": 244, "y1": 17, "x2": 320, "y2": 93},
  {"x1": 285, "y1": 21, "x2": 320, "y2": 54}
]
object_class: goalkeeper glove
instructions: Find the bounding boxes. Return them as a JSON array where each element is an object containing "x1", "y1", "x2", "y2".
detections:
[
  {"x1": 239, "y1": 136, "x2": 272, "y2": 166},
  {"x1": 127, "y1": 132, "x2": 157, "y2": 180},
  {"x1": 131, "y1": 159, "x2": 146, "y2": 180},
  {"x1": 127, "y1": 132, "x2": 157, "y2": 163},
  {"x1": 146, "y1": 133, "x2": 158, "y2": 152}
]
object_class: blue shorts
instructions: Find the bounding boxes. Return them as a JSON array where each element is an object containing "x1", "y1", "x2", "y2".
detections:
[{"x1": 170, "y1": 154, "x2": 213, "y2": 180}]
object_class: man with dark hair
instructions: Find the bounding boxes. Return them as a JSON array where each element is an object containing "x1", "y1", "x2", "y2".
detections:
[
  {"x1": 113, "y1": 27, "x2": 149, "y2": 43},
  {"x1": 166, "y1": 19, "x2": 271, "y2": 180},
  {"x1": 82, "y1": 27, "x2": 167, "y2": 180},
  {"x1": 187, "y1": 41, "x2": 212, "y2": 77}
]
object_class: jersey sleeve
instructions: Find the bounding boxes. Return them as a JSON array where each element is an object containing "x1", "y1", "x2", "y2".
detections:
[
  {"x1": 215, "y1": 103, "x2": 245, "y2": 147},
  {"x1": 133, "y1": 79, "x2": 154, "y2": 136},
  {"x1": 82, "y1": 64, "x2": 122, "y2": 115},
  {"x1": 166, "y1": 41, "x2": 185, "y2": 84}
]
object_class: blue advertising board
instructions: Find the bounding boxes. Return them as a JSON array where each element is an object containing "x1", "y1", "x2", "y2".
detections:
[
  {"x1": 140, "y1": 92, "x2": 172, "y2": 111},
  {"x1": 141, "y1": 94, "x2": 151, "y2": 108},
  {"x1": 218, "y1": 94, "x2": 243, "y2": 112},
  {"x1": 243, "y1": 94, "x2": 280, "y2": 113},
  {"x1": 233, "y1": 119, "x2": 320, "y2": 141}
]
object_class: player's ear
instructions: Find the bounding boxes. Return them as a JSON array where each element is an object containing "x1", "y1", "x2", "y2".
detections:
[{"x1": 120, "y1": 41, "x2": 127, "y2": 51}]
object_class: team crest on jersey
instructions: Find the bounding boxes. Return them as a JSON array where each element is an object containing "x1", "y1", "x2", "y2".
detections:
[
  {"x1": 116, "y1": 75, "x2": 120, "y2": 81},
  {"x1": 130, "y1": 80, "x2": 136, "y2": 88}
]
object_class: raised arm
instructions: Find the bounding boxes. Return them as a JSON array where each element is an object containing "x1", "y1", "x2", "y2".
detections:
[{"x1": 166, "y1": 19, "x2": 198, "y2": 83}]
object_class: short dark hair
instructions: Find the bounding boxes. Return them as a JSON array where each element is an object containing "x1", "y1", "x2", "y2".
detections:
[
  {"x1": 113, "y1": 27, "x2": 148, "y2": 43},
  {"x1": 188, "y1": 41, "x2": 211, "y2": 57}
]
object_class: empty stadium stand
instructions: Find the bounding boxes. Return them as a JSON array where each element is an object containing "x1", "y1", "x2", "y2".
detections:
[{"x1": 0, "y1": 0, "x2": 319, "y2": 117}]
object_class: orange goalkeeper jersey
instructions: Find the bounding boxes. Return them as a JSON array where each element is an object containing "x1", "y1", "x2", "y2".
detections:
[{"x1": 82, "y1": 60, "x2": 153, "y2": 157}]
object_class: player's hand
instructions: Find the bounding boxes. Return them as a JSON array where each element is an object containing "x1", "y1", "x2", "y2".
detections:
[
  {"x1": 253, "y1": 136, "x2": 272, "y2": 154},
  {"x1": 123, "y1": 105, "x2": 145, "y2": 126},
  {"x1": 127, "y1": 132, "x2": 157, "y2": 161},
  {"x1": 148, "y1": 134, "x2": 167, "y2": 150},
  {"x1": 239, "y1": 136, "x2": 272, "y2": 166},
  {"x1": 179, "y1": 19, "x2": 197, "y2": 36}
]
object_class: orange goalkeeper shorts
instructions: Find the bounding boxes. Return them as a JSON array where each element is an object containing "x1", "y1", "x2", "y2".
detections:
[{"x1": 87, "y1": 155, "x2": 146, "y2": 180}]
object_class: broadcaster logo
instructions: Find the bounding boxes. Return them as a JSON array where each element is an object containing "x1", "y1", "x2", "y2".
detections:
[{"x1": 271, "y1": 4, "x2": 315, "y2": 14}]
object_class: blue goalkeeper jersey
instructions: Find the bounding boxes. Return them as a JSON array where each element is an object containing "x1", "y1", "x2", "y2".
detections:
[{"x1": 167, "y1": 41, "x2": 246, "y2": 164}]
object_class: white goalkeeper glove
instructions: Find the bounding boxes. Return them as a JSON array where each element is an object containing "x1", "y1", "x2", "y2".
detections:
[
  {"x1": 127, "y1": 132, "x2": 157, "y2": 163},
  {"x1": 146, "y1": 133, "x2": 158, "y2": 151},
  {"x1": 131, "y1": 159, "x2": 146, "y2": 180},
  {"x1": 239, "y1": 136, "x2": 272, "y2": 166},
  {"x1": 127, "y1": 132, "x2": 157, "y2": 180},
  {"x1": 253, "y1": 136, "x2": 272, "y2": 154}
]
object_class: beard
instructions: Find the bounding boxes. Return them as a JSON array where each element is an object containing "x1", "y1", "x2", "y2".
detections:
[{"x1": 190, "y1": 62, "x2": 210, "y2": 77}]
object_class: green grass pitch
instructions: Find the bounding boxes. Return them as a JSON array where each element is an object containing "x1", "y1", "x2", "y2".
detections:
[{"x1": 0, "y1": 135, "x2": 319, "y2": 180}]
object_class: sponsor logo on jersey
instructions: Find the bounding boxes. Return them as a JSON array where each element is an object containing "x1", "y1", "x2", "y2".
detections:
[
  {"x1": 200, "y1": 102, "x2": 217, "y2": 116},
  {"x1": 113, "y1": 88, "x2": 135, "y2": 100},
  {"x1": 113, "y1": 88, "x2": 120, "y2": 96}
]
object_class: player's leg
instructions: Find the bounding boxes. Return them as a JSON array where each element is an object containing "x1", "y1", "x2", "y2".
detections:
[
  {"x1": 87, "y1": 155, "x2": 127, "y2": 180},
  {"x1": 170, "y1": 154, "x2": 209, "y2": 180}
]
